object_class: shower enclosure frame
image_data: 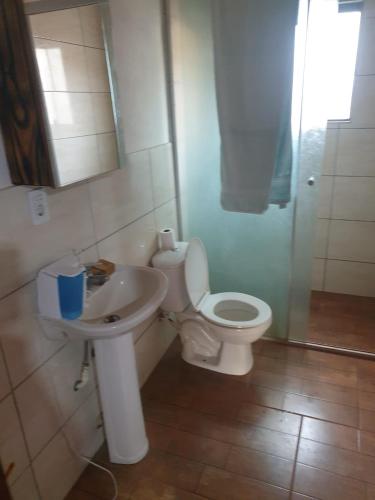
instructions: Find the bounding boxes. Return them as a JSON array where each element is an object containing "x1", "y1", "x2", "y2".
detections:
[{"x1": 164, "y1": 0, "x2": 375, "y2": 359}]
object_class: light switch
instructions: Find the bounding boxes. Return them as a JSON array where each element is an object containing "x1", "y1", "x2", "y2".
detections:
[{"x1": 28, "y1": 189, "x2": 50, "y2": 225}]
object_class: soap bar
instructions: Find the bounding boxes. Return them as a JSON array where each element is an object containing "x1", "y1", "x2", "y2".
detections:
[{"x1": 91, "y1": 259, "x2": 115, "y2": 276}]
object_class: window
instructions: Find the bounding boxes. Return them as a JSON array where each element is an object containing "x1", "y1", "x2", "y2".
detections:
[{"x1": 327, "y1": 1, "x2": 361, "y2": 120}]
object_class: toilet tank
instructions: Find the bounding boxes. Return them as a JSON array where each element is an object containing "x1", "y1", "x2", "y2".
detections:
[{"x1": 152, "y1": 242, "x2": 190, "y2": 312}]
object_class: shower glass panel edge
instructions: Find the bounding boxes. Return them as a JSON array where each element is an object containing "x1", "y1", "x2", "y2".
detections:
[{"x1": 288, "y1": 0, "x2": 337, "y2": 342}]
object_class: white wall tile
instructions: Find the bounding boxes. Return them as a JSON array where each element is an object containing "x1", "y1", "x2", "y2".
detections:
[
  {"x1": 53, "y1": 135, "x2": 102, "y2": 186},
  {"x1": 325, "y1": 260, "x2": 375, "y2": 297},
  {"x1": 0, "y1": 188, "x2": 24, "y2": 296},
  {"x1": 0, "y1": 395, "x2": 29, "y2": 485},
  {"x1": 45, "y1": 92, "x2": 96, "y2": 140},
  {"x1": 135, "y1": 317, "x2": 176, "y2": 386},
  {"x1": 336, "y1": 129, "x2": 375, "y2": 177},
  {"x1": 78, "y1": 245, "x2": 99, "y2": 265},
  {"x1": 0, "y1": 185, "x2": 96, "y2": 298},
  {"x1": 311, "y1": 259, "x2": 325, "y2": 291},
  {"x1": 79, "y1": 5, "x2": 104, "y2": 49},
  {"x1": 91, "y1": 93, "x2": 115, "y2": 134},
  {"x1": 15, "y1": 362, "x2": 64, "y2": 459},
  {"x1": 109, "y1": 0, "x2": 169, "y2": 152},
  {"x1": 0, "y1": 349, "x2": 11, "y2": 401},
  {"x1": 150, "y1": 144, "x2": 176, "y2": 207},
  {"x1": 328, "y1": 220, "x2": 375, "y2": 262},
  {"x1": 317, "y1": 176, "x2": 333, "y2": 219},
  {"x1": 29, "y1": 9, "x2": 83, "y2": 45},
  {"x1": 340, "y1": 76, "x2": 375, "y2": 128},
  {"x1": 364, "y1": 0, "x2": 375, "y2": 19},
  {"x1": 63, "y1": 391, "x2": 103, "y2": 459},
  {"x1": 154, "y1": 199, "x2": 179, "y2": 234},
  {"x1": 33, "y1": 431, "x2": 84, "y2": 500},
  {"x1": 326, "y1": 121, "x2": 340, "y2": 130},
  {"x1": 10, "y1": 467, "x2": 39, "y2": 500},
  {"x1": 89, "y1": 150, "x2": 153, "y2": 240},
  {"x1": 98, "y1": 212, "x2": 157, "y2": 266},
  {"x1": 97, "y1": 133, "x2": 120, "y2": 173},
  {"x1": 0, "y1": 282, "x2": 65, "y2": 387},
  {"x1": 47, "y1": 342, "x2": 96, "y2": 423},
  {"x1": 321, "y1": 130, "x2": 338, "y2": 175},
  {"x1": 15, "y1": 341, "x2": 95, "y2": 459},
  {"x1": 356, "y1": 17, "x2": 375, "y2": 75},
  {"x1": 313, "y1": 219, "x2": 329, "y2": 258},
  {"x1": 85, "y1": 47, "x2": 110, "y2": 93},
  {"x1": 33, "y1": 39, "x2": 90, "y2": 92},
  {"x1": 332, "y1": 177, "x2": 375, "y2": 221}
]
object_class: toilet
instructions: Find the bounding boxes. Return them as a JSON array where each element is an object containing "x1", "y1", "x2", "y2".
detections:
[{"x1": 152, "y1": 238, "x2": 272, "y2": 375}]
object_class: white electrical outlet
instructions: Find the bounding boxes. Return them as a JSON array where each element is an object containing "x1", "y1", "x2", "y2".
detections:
[{"x1": 28, "y1": 189, "x2": 50, "y2": 225}]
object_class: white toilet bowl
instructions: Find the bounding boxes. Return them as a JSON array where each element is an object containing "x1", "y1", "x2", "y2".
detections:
[
  {"x1": 152, "y1": 238, "x2": 272, "y2": 376},
  {"x1": 178, "y1": 291, "x2": 271, "y2": 375}
]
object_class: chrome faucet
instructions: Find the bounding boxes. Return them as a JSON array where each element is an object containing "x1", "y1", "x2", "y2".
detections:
[{"x1": 85, "y1": 265, "x2": 110, "y2": 290}]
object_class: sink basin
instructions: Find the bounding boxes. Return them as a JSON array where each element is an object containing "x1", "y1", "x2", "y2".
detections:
[
  {"x1": 39, "y1": 262, "x2": 169, "y2": 465},
  {"x1": 43, "y1": 264, "x2": 168, "y2": 340}
]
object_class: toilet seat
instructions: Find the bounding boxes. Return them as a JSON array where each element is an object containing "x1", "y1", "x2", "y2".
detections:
[
  {"x1": 184, "y1": 239, "x2": 271, "y2": 329},
  {"x1": 200, "y1": 292, "x2": 271, "y2": 329},
  {"x1": 184, "y1": 238, "x2": 210, "y2": 311}
]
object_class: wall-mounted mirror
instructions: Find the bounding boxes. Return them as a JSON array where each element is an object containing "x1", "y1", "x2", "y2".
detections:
[{"x1": 0, "y1": 0, "x2": 122, "y2": 188}]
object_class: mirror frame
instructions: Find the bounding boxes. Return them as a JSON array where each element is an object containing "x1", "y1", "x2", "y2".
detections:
[{"x1": 0, "y1": 0, "x2": 55, "y2": 186}]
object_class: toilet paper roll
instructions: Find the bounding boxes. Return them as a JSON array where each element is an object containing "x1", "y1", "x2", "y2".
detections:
[{"x1": 159, "y1": 228, "x2": 177, "y2": 250}]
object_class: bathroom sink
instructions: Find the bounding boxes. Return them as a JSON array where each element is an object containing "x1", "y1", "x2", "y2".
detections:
[
  {"x1": 42, "y1": 264, "x2": 168, "y2": 340},
  {"x1": 39, "y1": 262, "x2": 168, "y2": 465}
]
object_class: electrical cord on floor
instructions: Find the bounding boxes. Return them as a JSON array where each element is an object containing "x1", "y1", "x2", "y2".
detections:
[
  {"x1": 79, "y1": 454, "x2": 118, "y2": 500},
  {"x1": 61, "y1": 427, "x2": 119, "y2": 500}
]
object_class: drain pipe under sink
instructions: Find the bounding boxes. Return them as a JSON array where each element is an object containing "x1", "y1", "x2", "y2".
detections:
[{"x1": 74, "y1": 340, "x2": 90, "y2": 391}]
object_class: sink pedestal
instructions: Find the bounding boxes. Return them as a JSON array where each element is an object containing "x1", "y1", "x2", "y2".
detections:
[{"x1": 94, "y1": 332, "x2": 148, "y2": 464}]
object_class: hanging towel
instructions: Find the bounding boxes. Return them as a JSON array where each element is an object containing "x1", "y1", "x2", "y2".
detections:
[{"x1": 212, "y1": 0, "x2": 298, "y2": 213}]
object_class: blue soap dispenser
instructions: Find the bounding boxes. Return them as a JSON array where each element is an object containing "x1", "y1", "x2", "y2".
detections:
[{"x1": 37, "y1": 255, "x2": 86, "y2": 320}]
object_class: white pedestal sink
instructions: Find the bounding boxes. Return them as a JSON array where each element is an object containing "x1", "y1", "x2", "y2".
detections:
[
  {"x1": 94, "y1": 334, "x2": 148, "y2": 463},
  {"x1": 40, "y1": 264, "x2": 168, "y2": 464}
]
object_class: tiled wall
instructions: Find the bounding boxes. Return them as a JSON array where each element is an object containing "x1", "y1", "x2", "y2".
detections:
[
  {"x1": 312, "y1": 0, "x2": 375, "y2": 297},
  {"x1": 0, "y1": 1, "x2": 177, "y2": 499},
  {"x1": 30, "y1": 5, "x2": 118, "y2": 186}
]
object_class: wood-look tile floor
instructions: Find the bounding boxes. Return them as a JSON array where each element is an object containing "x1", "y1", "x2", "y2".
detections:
[
  {"x1": 67, "y1": 338, "x2": 375, "y2": 500},
  {"x1": 309, "y1": 291, "x2": 375, "y2": 353}
]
